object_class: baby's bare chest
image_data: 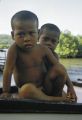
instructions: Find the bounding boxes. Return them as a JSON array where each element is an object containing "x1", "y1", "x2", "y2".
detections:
[
  {"x1": 14, "y1": 50, "x2": 47, "y2": 87},
  {"x1": 16, "y1": 51, "x2": 45, "y2": 69}
]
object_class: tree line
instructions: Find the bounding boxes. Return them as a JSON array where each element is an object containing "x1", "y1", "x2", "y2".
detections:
[
  {"x1": 0, "y1": 30, "x2": 82, "y2": 58},
  {"x1": 56, "y1": 30, "x2": 82, "y2": 58}
]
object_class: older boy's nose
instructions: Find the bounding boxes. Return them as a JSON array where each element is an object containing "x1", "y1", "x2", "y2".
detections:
[{"x1": 46, "y1": 41, "x2": 52, "y2": 46}]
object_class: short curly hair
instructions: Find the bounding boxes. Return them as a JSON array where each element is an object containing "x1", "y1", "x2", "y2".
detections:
[
  {"x1": 11, "y1": 10, "x2": 39, "y2": 30},
  {"x1": 39, "y1": 23, "x2": 60, "y2": 36}
]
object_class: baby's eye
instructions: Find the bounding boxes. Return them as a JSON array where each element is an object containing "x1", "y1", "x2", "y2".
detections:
[
  {"x1": 29, "y1": 31, "x2": 36, "y2": 35},
  {"x1": 17, "y1": 32, "x2": 25, "y2": 37}
]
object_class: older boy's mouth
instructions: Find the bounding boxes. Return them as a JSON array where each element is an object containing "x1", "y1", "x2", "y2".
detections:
[{"x1": 46, "y1": 45, "x2": 52, "y2": 50}]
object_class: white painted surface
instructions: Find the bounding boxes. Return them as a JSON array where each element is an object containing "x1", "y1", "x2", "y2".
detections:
[{"x1": 0, "y1": 114, "x2": 82, "y2": 120}]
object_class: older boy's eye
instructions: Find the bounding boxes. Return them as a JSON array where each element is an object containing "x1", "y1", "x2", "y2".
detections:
[
  {"x1": 43, "y1": 37, "x2": 49, "y2": 41},
  {"x1": 51, "y1": 39, "x2": 57, "y2": 44},
  {"x1": 52, "y1": 39, "x2": 55, "y2": 43}
]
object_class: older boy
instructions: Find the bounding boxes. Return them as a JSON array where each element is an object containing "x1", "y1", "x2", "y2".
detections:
[{"x1": 39, "y1": 23, "x2": 77, "y2": 101}]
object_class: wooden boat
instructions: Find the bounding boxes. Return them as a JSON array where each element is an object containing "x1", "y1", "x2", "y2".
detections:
[
  {"x1": 72, "y1": 79, "x2": 82, "y2": 87},
  {"x1": 0, "y1": 86, "x2": 82, "y2": 113}
]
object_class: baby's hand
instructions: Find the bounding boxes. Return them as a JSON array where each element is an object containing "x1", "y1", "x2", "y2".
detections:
[{"x1": 0, "y1": 92, "x2": 11, "y2": 99}]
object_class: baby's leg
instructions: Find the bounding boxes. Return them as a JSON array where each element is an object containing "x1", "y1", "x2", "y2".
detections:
[
  {"x1": 19, "y1": 83, "x2": 53, "y2": 100},
  {"x1": 18, "y1": 83, "x2": 69, "y2": 102}
]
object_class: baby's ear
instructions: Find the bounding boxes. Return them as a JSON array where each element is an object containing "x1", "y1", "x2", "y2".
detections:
[{"x1": 11, "y1": 31, "x2": 14, "y2": 40}]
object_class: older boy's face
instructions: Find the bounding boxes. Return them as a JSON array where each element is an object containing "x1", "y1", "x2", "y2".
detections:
[
  {"x1": 39, "y1": 30, "x2": 59, "y2": 51},
  {"x1": 11, "y1": 20, "x2": 38, "y2": 51}
]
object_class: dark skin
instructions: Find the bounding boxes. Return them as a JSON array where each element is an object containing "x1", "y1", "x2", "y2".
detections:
[
  {"x1": 1, "y1": 19, "x2": 72, "y2": 102},
  {"x1": 39, "y1": 28, "x2": 77, "y2": 101}
]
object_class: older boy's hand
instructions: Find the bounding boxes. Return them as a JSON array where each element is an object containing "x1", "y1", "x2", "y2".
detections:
[
  {"x1": 59, "y1": 96, "x2": 70, "y2": 103},
  {"x1": 62, "y1": 96, "x2": 76, "y2": 103},
  {"x1": 67, "y1": 88, "x2": 77, "y2": 102}
]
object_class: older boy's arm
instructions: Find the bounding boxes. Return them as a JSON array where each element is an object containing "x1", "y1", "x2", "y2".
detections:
[
  {"x1": 44, "y1": 46, "x2": 58, "y2": 64},
  {"x1": 66, "y1": 75, "x2": 77, "y2": 101},
  {"x1": 43, "y1": 46, "x2": 77, "y2": 101},
  {"x1": 44, "y1": 46, "x2": 68, "y2": 78}
]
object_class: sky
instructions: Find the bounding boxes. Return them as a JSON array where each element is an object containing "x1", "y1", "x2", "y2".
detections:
[{"x1": 0, "y1": 0, "x2": 82, "y2": 35}]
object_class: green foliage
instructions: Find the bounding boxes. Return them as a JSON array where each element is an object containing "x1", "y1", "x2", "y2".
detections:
[
  {"x1": 76, "y1": 35, "x2": 82, "y2": 57},
  {"x1": 56, "y1": 30, "x2": 80, "y2": 58},
  {"x1": 0, "y1": 34, "x2": 13, "y2": 48}
]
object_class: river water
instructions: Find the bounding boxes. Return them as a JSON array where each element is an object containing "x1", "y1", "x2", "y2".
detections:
[
  {"x1": 60, "y1": 58, "x2": 82, "y2": 82},
  {"x1": 60, "y1": 58, "x2": 82, "y2": 103}
]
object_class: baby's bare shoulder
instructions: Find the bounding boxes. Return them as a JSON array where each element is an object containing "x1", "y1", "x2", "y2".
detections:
[
  {"x1": 8, "y1": 43, "x2": 17, "y2": 51},
  {"x1": 7, "y1": 43, "x2": 17, "y2": 58}
]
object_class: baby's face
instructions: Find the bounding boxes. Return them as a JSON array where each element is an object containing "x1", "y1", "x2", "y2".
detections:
[
  {"x1": 11, "y1": 20, "x2": 38, "y2": 51},
  {"x1": 39, "y1": 30, "x2": 59, "y2": 51}
]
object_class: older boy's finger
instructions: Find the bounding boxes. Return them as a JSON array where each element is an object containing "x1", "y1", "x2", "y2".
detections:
[
  {"x1": 70, "y1": 93, "x2": 77, "y2": 102},
  {"x1": 66, "y1": 93, "x2": 70, "y2": 98}
]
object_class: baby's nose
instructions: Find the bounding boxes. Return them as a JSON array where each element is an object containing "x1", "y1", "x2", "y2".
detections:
[{"x1": 24, "y1": 34, "x2": 31, "y2": 42}]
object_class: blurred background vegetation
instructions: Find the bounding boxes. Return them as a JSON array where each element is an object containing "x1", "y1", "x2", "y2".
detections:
[
  {"x1": 0, "y1": 34, "x2": 13, "y2": 48},
  {"x1": 56, "y1": 30, "x2": 82, "y2": 58},
  {"x1": 0, "y1": 30, "x2": 82, "y2": 58}
]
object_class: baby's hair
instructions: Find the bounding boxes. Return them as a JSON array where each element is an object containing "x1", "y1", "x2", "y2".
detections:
[
  {"x1": 11, "y1": 10, "x2": 39, "y2": 29},
  {"x1": 39, "y1": 23, "x2": 60, "y2": 36}
]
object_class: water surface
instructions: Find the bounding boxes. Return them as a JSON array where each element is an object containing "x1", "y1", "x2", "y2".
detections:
[{"x1": 60, "y1": 58, "x2": 82, "y2": 81}]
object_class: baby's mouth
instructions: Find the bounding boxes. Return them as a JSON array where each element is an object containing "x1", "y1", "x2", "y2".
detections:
[{"x1": 24, "y1": 44, "x2": 33, "y2": 48}]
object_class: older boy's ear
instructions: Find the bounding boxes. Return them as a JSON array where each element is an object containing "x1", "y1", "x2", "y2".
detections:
[{"x1": 11, "y1": 31, "x2": 14, "y2": 40}]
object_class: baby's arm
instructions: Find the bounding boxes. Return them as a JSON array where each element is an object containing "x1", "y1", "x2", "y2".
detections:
[{"x1": 1, "y1": 44, "x2": 17, "y2": 98}]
